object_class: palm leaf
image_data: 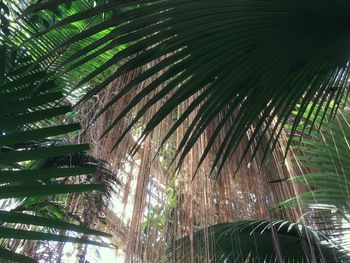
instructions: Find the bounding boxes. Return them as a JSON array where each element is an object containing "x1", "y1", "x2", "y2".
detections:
[
  {"x1": 279, "y1": 110, "x2": 350, "y2": 209},
  {"x1": 0, "y1": 247, "x2": 36, "y2": 263},
  {"x1": 0, "y1": 210, "x2": 110, "y2": 237},
  {"x1": 0, "y1": 227, "x2": 108, "y2": 247},
  {"x1": 0, "y1": 39, "x2": 111, "y2": 260},
  {"x1": 277, "y1": 108, "x2": 350, "y2": 255},
  {"x1": 169, "y1": 220, "x2": 342, "y2": 262},
  {"x1": 22, "y1": 0, "x2": 350, "y2": 175}
]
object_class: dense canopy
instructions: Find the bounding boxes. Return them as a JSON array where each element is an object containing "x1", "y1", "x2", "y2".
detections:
[{"x1": 1, "y1": 0, "x2": 350, "y2": 262}]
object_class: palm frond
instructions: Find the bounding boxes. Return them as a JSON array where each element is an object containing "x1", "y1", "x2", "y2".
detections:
[
  {"x1": 277, "y1": 107, "x2": 350, "y2": 255},
  {"x1": 21, "y1": 0, "x2": 350, "y2": 175},
  {"x1": 0, "y1": 247, "x2": 36, "y2": 263},
  {"x1": 0, "y1": 39, "x2": 111, "y2": 261},
  {"x1": 279, "y1": 109, "x2": 350, "y2": 208},
  {"x1": 169, "y1": 220, "x2": 343, "y2": 262}
]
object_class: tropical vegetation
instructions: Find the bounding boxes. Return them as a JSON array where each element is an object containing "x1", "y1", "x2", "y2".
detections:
[{"x1": 1, "y1": 0, "x2": 350, "y2": 262}]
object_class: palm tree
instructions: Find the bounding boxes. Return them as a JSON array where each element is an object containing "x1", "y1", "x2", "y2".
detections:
[{"x1": 3, "y1": 0, "x2": 350, "y2": 261}]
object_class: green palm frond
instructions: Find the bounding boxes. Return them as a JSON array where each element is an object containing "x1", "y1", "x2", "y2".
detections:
[
  {"x1": 0, "y1": 41, "x2": 111, "y2": 261},
  {"x1": 276, "y1": 107, "x2": 350, "y2": 255},
  {"x1": 0, "y1": 3, "x2": 10, "y2": 37},
  {"x1": 21, "y1": 0, "x2": 350, "y2": 175},
  {"x1": 8, "y1": 0, "x2": 117, "y2": 97},
  {"x1": 169, "y1": 220, "x2": 342, "y2": 262},
  {"x1": 0, "y1": 247, "x2": 36, "y2": 263},
  {"x1": 279, "y1": 109, "x2": 350, "y2": 209}
]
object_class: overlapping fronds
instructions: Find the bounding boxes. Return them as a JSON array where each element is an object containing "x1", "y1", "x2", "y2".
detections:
[
  {"x1": 281, "y1": 109, "x2": 350, "y2": 206},
  {"x1": 2, "y1": 0, "x2": 117, "y2": 102},
  {"x1": 169, "y1": 220, "x2": 343, "y2": 262},
  {"x1": 277, "y1": 108, "x2": 350, "y2": 256},
  {"x1": 21, "y1": 0, "x2": 350, "y2": 175},
  {"x1": 0, "y1": 40, "x2": 111, "y2": 261},
  {"x1": 7, "y1": 1, "x2": 350, "y2": 261}
]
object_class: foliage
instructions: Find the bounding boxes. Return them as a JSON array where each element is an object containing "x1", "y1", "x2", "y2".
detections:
[
  {"x1": 277, "y1": 108, "x2": 350, "y2": 257},
  {"x1": 21, "y1": 0, "x2": 350, "y2": 176},
  {"x1": 0, "y1": 37, "x2": 111, "y2": 262},
  {"x1": 169, "y1": 220, "x2": 342, "y2": 262},
  {"x1": 4, "y1": 0, "x2": 350, "y2": 261}
]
